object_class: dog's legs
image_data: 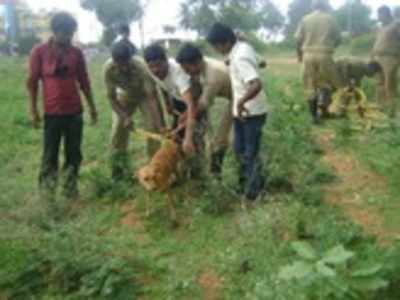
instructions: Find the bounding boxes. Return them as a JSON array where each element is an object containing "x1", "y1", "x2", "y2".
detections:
[
  {"x1": 145, "y1": 192, "x2": 151, "y2": 217},
  {"x1": 240, "y1": 196, "x2": 249, "y2": 212},
  {"x1": 166, "y1": 191, "x2": 177, "y2": 223}
]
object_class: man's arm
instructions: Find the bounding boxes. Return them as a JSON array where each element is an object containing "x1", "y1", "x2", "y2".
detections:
[
  {"x1": 237, "y1": 78, "x2": 262, "y2": 118},
  {"x1": 26, "y1": 46, "x2": 41, "y2": 128},
  {"x1": 77, "y1": 50, "x2": 97, "y2": 124},
  {"x1": 235, "y1": 57, "x2": 263, "y2": 118},
  {"x1": 104, "y1": 70, "x2": 131, "y2": 127},
  {"x1": 296, "y1": 41, "x2": 303, "y2": 63},
  {"x1": 294, "y1": 21, "x2": 304, "y2": 63},
  {"x1": 181, "y1": 89, "x2": 197, "y2": 154},
  {"x1": 146, "y1": 86, "x2": 166, "y2": 132}
]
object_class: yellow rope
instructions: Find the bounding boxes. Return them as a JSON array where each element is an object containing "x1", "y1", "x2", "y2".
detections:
[
  {"x1": 133, "y1": 129, "x2": 174, "y2": 147},
  {"x1": 331, "y1": 87, "x2": 390, "y2": 131}
]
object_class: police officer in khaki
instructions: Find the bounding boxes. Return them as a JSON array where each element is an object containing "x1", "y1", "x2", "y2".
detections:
[
  {"x1": 371, "y1": 5, "x2": 400, "y2": 117},
  {"x1": 104, "y1": 41, "x2": 165, "y2": 181},
  {"x1": 295, "y1": 0, "x2": 342, "y2": 123},
  {"x1": 176, "y1": 43, "x2": 233, "y2": 177}
]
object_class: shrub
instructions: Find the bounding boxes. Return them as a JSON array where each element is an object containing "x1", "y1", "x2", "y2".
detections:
[
  {"x1": 18, "y1": 34, "x2": 41, "y2": 55},
  {"x1": 350, "y1": 33, "x2": 375, "y2": 55}
]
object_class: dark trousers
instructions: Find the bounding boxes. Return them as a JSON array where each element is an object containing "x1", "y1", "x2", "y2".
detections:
[
  {"x1": 39, "y1": 114, "x2": 83, "y2": 198},
  {"x1": 233, "y1": 114, "x2": 266, "y2": 200}
]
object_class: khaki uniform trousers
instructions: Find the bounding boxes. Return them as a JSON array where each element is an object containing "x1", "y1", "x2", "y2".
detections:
[
  {"x1": 302, "y1": 52, "x2": 343, "y2": 99},
  {"x1": 373, "y1": 55, "x2": 400, "y2": 116},
  {"x1": 110, "y1": 91, "x2": 165, "y2": 158}
]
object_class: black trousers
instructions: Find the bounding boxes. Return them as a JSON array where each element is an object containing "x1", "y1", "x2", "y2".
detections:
[
  {"x1": 233, "y1": 114, "x2": 266, "y2": 200},
  {"x1": 39, "y1": 114, "x2": 83, "y2": 198}
]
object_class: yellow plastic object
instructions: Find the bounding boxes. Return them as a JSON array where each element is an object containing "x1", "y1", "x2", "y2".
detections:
[{"x1": 331, "y1": 87, "x2": 390, "y2": 131}]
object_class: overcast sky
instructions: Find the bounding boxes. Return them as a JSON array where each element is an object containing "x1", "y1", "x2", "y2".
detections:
[{"x1": 6, "y1": 0, "x2": 400, "y2": 43}]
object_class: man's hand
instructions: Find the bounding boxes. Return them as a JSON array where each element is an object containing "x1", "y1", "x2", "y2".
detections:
[
  {"x1": 182, "y1": 137, "x2": 196, "y2": 156},
  {"x1": 237, "y1": 99, "x2": 249, "y2": 119},
  {"x1": 30, "y1": 108, "x2": 41, "y2": 129},
  {"x1": 89, "y1": 107, "x2": 98, "y2": 125}
]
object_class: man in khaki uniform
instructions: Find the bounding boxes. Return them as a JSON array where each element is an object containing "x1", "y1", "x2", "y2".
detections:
[
  {"x1": 104, "y1": 41, "x2": 166, "y2": 181},
  {"x1": 371, "y1": 6, "x2": 400, "y2": 117},
  {"x1": 295, "y1": 0, "x2": 342, "y2": 123},
  {"x1": 176, "y1": 43, "x2": 233, "y2": 176}
]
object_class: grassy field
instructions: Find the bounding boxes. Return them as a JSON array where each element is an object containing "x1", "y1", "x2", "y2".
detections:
[{"x1": 1, "y1": 54, "x2": 400, "y2": 300}]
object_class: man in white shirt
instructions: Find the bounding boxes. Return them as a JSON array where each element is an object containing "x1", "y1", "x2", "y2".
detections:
[
  {"x1": 176, "y1": 43, "x2": 233, "y2": 177},
  {"x1": 207, "y1": 23, "x2": 268, "y2": 201},
  {"x1": 144, "y1": 44, "x2": 192, "y2": 136}
]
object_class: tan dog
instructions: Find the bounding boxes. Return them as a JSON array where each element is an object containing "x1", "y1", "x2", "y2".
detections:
[{"x1": 136, "y1": 131, "x2": 183, "y2": 220}]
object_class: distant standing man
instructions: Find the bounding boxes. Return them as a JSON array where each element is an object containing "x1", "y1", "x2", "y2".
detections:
[
  {"x1": 371, "y1": 6, "x2": 400, "y2": 117},
  {"x1": 104, "y1": 41, "x2": 166, "y2": 181},
  {"x1": 27, "y1": 12, "x2": 98, "y2": 200},
  {"x1": 176, "y1": 43, "x2": 233, "y2": 177},
  {"x1": 295, "y1": 0, "x2": 342, "y2": 123},
  {"x1": 207, "y1": 23, "x2": 268, "y2": 201},
  {"x1": 113, "y1": 23, "x2": 137, "y2": 56}
]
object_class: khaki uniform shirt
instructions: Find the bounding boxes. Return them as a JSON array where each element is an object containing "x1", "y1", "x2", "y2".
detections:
[
  {"x1": 372, "y1": 21, "x2": 400, "y2": 58},
  {"x1": 295, "y1": 10, "x2": 341, "y2": 54},
  {"x1": 197, "y1": 57, "x2": 232, "y2": 108},
  {"x1": 104, "y1": 57, "x2": 156, "y2": 100}
]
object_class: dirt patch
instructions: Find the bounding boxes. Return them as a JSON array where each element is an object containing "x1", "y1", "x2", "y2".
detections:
[
  {"x1": 268, "y1": 58, "x2": 298, "y2": 65},
  {"x1": 120, "y1": 202, "x2": 145, "y2": 229},
  {"x1": 318, "y1": 130, "x2": 396, "y2": 245},
  {"x1": 119, "y1": 201, "x2": 150, "y2": 244},
  {"x1": 198, "y1": 269, "x2": 224, "y2": 300}
]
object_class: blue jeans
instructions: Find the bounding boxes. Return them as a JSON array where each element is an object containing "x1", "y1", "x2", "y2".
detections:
[{"x1": 233, "y1": 114, "x2": 266, "y2": 200}]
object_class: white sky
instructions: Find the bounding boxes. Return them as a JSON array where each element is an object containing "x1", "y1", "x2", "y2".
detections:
[{"x1": 5, "y1": 0, "x2": 400, "y2": 43}]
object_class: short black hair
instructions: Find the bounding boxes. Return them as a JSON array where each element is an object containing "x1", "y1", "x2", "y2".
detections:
[
  {"x1": 378, "y1": 5, "x2": 392, "y2": 18},
  {"x1": 176, "y1": 43, "x2": 203, "y2": 65},
  {"x1": 118, "y1": 23, "x2": 130, "y2": 35},
  {"x1": 144, "y1": 44, "x2": 167, "y2": 63},
  {"x1": 111, "y1": 41, "x2": 133, "y2": 62},
  {"x1": 50, "y1": 12, "x2": 78, "y2": 34},
  {"x1": 206, "y1": 23, "x2": 236, "y2": 46}
]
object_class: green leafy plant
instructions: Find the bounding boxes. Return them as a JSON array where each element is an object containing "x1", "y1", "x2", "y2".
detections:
[{"x1": 278, "y1": 241, "x2": 389, "y2": 300}]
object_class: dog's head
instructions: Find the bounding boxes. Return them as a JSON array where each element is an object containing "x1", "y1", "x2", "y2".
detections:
[{"x1": 137, "y1": 165, "x2": 158, "y2": 191}]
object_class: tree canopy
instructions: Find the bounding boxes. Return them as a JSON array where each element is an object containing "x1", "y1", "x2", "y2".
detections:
[
  {"x1": 335, "y1": 0, "x2": 374, "y2": 36},
  {"x1": 179, "y1": 0, "x2": 285, "y2": 37},
  {"x1": 80, "y1": 0, "x2": 143, "y2": 45}
]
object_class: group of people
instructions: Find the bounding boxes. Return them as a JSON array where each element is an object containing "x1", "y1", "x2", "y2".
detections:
[
  {"x1": 296, "y1": 0, "x2": 400, "y2": 123},
  {"x1": 26, "y1": 0, "x2": 400, "y2": 213},
  {"x1": 27, "y1": 11, "x2": 268, "y2": 209}
]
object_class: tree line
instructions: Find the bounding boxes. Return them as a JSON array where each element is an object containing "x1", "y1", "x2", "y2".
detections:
[{"x1": 79, "y1": 0, "x2": 380, "y2": 45}]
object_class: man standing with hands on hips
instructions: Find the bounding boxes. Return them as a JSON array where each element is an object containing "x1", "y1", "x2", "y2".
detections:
[{"x1": 207, "y1": 23, "x2": 268, "y2": 202}]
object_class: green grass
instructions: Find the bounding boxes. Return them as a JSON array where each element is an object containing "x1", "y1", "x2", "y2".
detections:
[{"x1": 0, "y1": 56, "x2": 400, "y2": 300}]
